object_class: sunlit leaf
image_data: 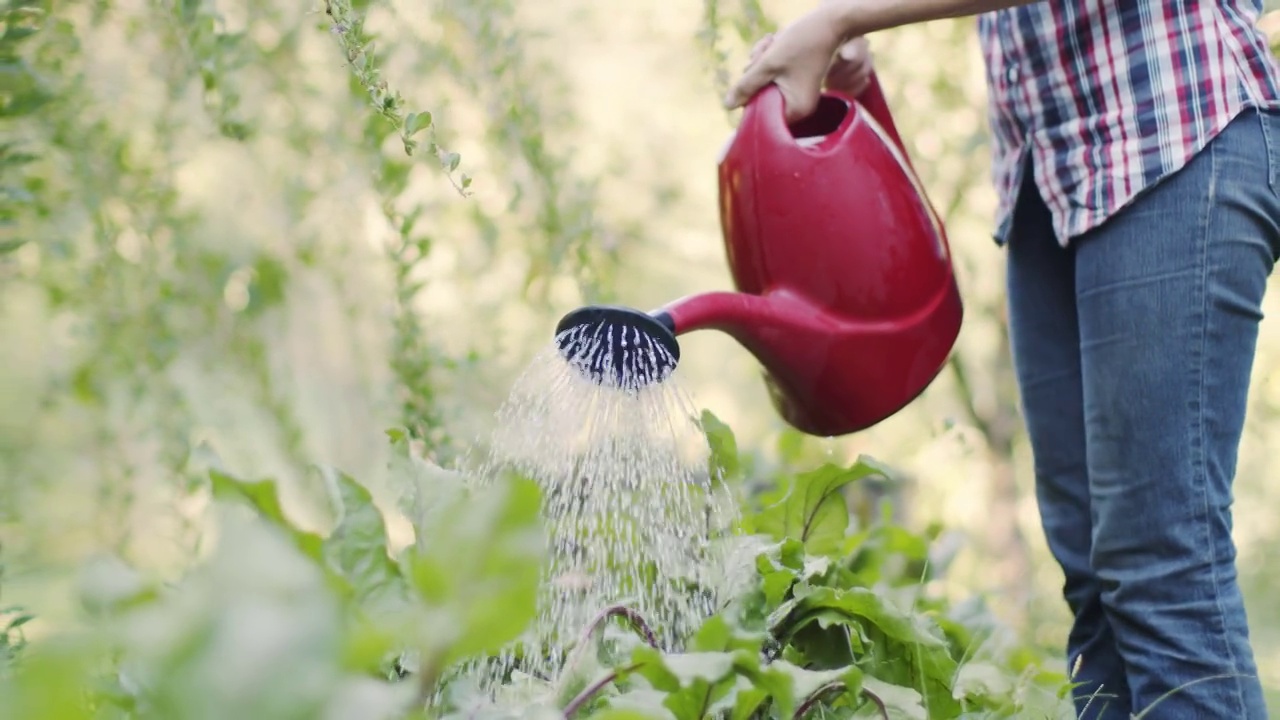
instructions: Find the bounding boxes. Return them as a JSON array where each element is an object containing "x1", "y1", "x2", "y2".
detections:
[
  {"x1": 773, "y1": 584, "x2": 949, "y2": 651},
  {"x1": 749, "y1": 660, "x2": 861, "y2": 718},
  {"x1": 209, "y1": 470, "x2": 325, "y2": 562},
  {"x1": 404, "y1": 476, "x2": 545, "y2": 664},
  {"x1": 321, "y1": 468, "x2": 408, "y2": 614},
  {"x1": 699, "y1": 409, "x2": 740, "y2": 484},
  {"x1": 627, "y1": 645, "x2": 740, "y2": 720},
  {"x1": 584, "y1": 705, "x2": 673, "y2": 720},
  {"x1": 749, "y1": 456, "x2": 892, "y2": 555},
  {"x1": 861, "y1": 676, "x2": 927, "y2": 720}
]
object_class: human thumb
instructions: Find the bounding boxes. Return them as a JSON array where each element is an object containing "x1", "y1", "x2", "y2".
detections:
[
  {"x1": 778, "y1": 81, "x2": 821, "y2": 125},
  {"x1": 723, "y1": 63, "x2": 774, "y2": 110}
]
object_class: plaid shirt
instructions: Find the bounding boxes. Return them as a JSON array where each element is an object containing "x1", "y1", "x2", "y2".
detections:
[{"x1": 977, "y1": 1, "x2": 1280, "y2": 246}]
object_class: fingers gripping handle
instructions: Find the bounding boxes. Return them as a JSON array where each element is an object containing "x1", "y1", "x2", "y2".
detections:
[{"x1": 737, "y1": 72, "x2": 907, "y2": 159}]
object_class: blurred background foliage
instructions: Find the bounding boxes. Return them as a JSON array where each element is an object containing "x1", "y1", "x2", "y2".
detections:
[{"x1": 1, "y1": 0, "x2": 1278, "y2": 709}]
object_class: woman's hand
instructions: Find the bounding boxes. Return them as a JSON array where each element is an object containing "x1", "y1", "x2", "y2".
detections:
[
  {"x1": 724, "y1": 2, "x2": 870, "y2": 123},
  {"x1": 826, "y1": 36, "x2": 873, "y2": 97}
]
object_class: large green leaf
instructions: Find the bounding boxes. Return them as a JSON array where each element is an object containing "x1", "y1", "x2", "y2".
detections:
[
  {"x1": 748, "y1": 457, "x2": 891, "y2": 556},
  {"x1": 861, "y1": 676, "x2": 927, "y2": 719},
  {"x1": 699, "y1": 409, "x2": 741, "y2": 485},
  {"x1": 753, "y1": 538, "x2": 833, "y2": 608},
  {"x1": 769, "y1": 584, "x2": 959, "y2": 715},
  {"x1": 386, "y1": 428, "x2": 468, "y2": 549},
  {"x1": 626, "y1": 645, "x2": 743, "y2": 720},
  {"x1": 776, "y1": 585, "x2": 948, "y2": 650},
  {"x1": 321, "y1": 468, "x2": 408, "y2": 614},
  {"x1": 0, "y1": 635, "x2": 102, "y2": 720},
  {"x1": 404, "y1": 476, "x2": 546, "y2": 665},
  {"x1": 582, "y1": 709, "x2": 673, "y2": 720},
  {"x1": 209, "y1": 470, "x2": 325, "y2": 562},
  {"x1": 731, "y1": 658, "x2": 861, "y2": 718},
  {"x1": 110, "y1": 510, "x2": 396, "y2": 720}
]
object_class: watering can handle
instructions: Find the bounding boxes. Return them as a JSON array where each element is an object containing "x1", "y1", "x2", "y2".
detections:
[
  {"x1": 853, "y1": 73, "x2": 908, "y2": 157},
  {"x1": 736, "y1": 72, "x2": 909, "y2": 158}
]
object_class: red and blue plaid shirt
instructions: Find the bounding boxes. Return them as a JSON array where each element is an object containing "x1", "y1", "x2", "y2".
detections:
[{"x1": 977, "y1": 1, "x2": 1280, "y2": 246}]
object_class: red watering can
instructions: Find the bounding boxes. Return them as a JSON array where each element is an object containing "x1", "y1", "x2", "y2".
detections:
[{"x1": 555, "y1": 75, "x2": 963, "y2": 437}]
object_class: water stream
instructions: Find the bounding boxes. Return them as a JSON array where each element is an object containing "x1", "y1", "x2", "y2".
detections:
[{"x1": 444, "y1": 322, "x2": 744, "y2": 705}]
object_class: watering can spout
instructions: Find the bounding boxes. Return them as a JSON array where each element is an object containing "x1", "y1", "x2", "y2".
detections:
[{"x1": 656, "y1": 290, "x2": 828, "y2": 337}]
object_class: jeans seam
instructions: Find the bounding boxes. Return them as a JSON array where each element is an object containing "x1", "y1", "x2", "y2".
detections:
[
  {"x1": 1260, "y1": 108, "x2": 1279, "y2": 191},
  {"x1": 1196, "y1": 135, "x2": 1247, "y2": 715}
]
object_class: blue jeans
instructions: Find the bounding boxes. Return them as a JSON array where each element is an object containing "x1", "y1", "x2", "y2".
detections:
[{"x1": 1007, "y1": 108, "x2": 1280, "y2": 719}]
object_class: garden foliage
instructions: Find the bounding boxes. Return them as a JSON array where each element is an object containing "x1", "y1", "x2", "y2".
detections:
[{"x1": 0, "y1": 417, "x2": 1073, "y2": 719}]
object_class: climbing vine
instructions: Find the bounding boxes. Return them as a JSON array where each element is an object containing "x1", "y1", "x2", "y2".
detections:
[{"x1": 322, "y1": 0, "x2": 470, "y2": 194}]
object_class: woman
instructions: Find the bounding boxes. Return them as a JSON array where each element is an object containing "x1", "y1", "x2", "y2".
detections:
[{"x1": 726, "y1": 1, "x2": 1280, "y2": 718}]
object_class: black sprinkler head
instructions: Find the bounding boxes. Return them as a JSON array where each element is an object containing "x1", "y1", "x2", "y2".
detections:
[{"x1": 554, "y1": 304, "x2": 680, "y2": 389}]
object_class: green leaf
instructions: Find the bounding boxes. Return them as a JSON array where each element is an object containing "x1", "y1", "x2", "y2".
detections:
[
  {"x1": 583, "y1": 709, "x2": 672, "y2": 720},
  {"x1": 443, "y1": 151, "x2": 461, "y2": 172},
  {"x1": 245, "y1": 254, "x2": 288, "y2": 315},
  {"x1": 0, "y1": 239, "x2": 28, "y2": 255},
  {"x1": 952, "y1": 660, "x2": 1014, "y2": 702},
  {"x1": 597, "y1": 688, "x2": 678, "y2": 719},
  {"x1": 4, "y1": 613, "x2": 33, "y2": 630},
  {"x1": 771, "y1": 585, "x2": 959, "y2": 714},
  {"x1": 75, "y1": 555, "x2": 155, "y2": 617},
  {"x1": 322, "y1": 468, "x2": 407, "y2": 614},
  {"x1": 699, "y1": 409, "x2": 740, "y2": 483},
  {"x1": 749, "y1": 456, "x2": 891, "y2": 556},
  {"x1": 403, "y1": 476, "x2": 545, "y2": 664},
  {"x1": 388, "y1": 433, "x2": 468, "y2": 551},
  {"x1": 686, "y1": 614, "x2": 764, "y2": 654},
  {"x1": 0, "y1": 635, "x2": 104, "y2": 720},
  {"x1": 861, "y1": 676, "x2": 927, "y2": 719},
  {"x1": 749, "y1": 660, "x2": 862, "y2": 718},
  {"x1": 753, "y1": 539, "x2": 810, "y2": 607},
  {"x1": 628, "y1": 646, "x2": 739, "y2": 720},
  {"x1": 209, "y1": 470, "x2": 325, "y2": 561},
  {"x1": 110, "y1": 510, "x2": 353, "y2": 718},
  {"x1": 773, "y1": 585, "x2": 948, "y2": 652},
  {"x1": 775, "y1": 429, "x2": 806, "y2": 464},
  {"x1": 404, "y1": 110, "x2": 432, "y2": 136}
]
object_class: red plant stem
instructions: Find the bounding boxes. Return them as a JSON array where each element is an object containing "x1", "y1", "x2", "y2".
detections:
[
  {"x1": 562, "y1": 662, "x2": 644, "y2": 718},
  {"x1": 794, "y1": 682, "x2": 844, "y2": 718},
  {"x1": 861, "y1": 686, "x2": 889, "y2": 719},
  {"x1": 793, "y1": 682, "x2": 887, "y2": 720},
  {"x1": 556, "y1": 605, "x2": 658, "y2": 691},
  {"x1": 592, "y1": 604, "x2": 659, "y2": 648}
]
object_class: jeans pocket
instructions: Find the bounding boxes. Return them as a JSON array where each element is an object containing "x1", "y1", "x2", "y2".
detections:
[{"x1": 1259, "y1": 107, "x2": 1280, "y2": 193}]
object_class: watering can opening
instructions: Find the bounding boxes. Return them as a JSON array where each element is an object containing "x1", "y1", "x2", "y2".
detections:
[{"x1": 787, "y1": 95, "x2": 851, "y2": 148}]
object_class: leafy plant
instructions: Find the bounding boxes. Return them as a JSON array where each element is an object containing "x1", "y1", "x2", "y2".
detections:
[
  {"x1": 475, "y1": 415, "x2": 1073, "y2": 720},
  {"x1": 1, "y1": 412, "x2": 1072, "y2": 719}
]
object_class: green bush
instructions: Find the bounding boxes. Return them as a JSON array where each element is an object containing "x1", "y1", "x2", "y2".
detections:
[{"x1": 0, "y1": 414, "x2": 1073, "y2": 720}]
